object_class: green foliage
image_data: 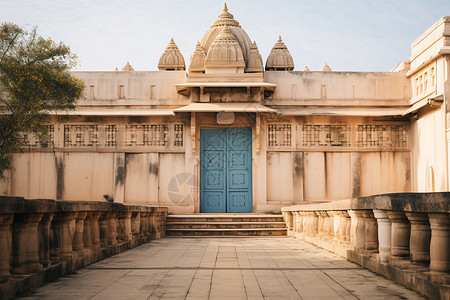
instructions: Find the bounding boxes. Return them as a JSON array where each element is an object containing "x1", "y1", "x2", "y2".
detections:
[{"x1": 0, "y1": 23, "x2": 84, "y2": 173}]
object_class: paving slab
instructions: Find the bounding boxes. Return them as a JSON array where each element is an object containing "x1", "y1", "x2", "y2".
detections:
[{"x1": 19, "y1": 237, "x2": 424, "y2": 300}]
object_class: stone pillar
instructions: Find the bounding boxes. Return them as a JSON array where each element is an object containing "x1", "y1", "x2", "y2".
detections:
[
  {"x1": 338, "y1": 211, "x2": 348, "y2": 243},
  {"x1": 428, "y1": 213, "x2": 450, "y2": 272},
  {"x1": 38, "y1": 213, "x2": 54, "y2": 267},
  {"x1": 345, "y1": 211, "x2": 351, "y2": 243},
  {"x1": 131, "y1": 212, "x2": 140, "y2": 237},
  {"x1": 373, "y1": 210, "x2": 391, "y2": 263},
  {"x1": 89, "y1": 212, "x2": 101, "y2": 249},
  {"x1": 325, "y1": 211, "x2": 334, "y2": 239},
  {"x1": 349, "y1": 210, "x2": 366, "y2": 251},
  {"x1": 73, "y1": 211, "x2": 87, "y2": 252},
  {"x1": 98, "y1": 212, "x2": 108, "y2": 247},
  {"x1": 0, "y1": 214, "x2": 14, "y2": 283},
  {"x1": 118, "y1": 211, "x2": 132, "y2": 242},
  {"x1": 12, "y1": 213, "x2": 44, "y2": 274},
  {"x1": 387, "y1": 211, "x2": 410, "y2": 257},
  {"x1": 307, "y1": 211, "x2": 318, "y2": 236},
  {"x1": 406, "y1": 212, "x2": 431, "y2": 262},
  {"x1": 284, "y1": 211, "x2": 294, "y2": 235},
  {"x1": 331, "y1": 211, "x2": 341, "y2": 241},
  {"x1": 53, "y1": 212, "x2": 76, "y2": 256},
  {"x1": 105, "y1": 212, "x2": 118, "y2": 246},
  {"x1": 363, "y1": 210, "x2": 378, "y2": 251},
  {"x1": 83, "y1": 212, "x2": 93, "y2": 250},
  {"x1": 295, "y1": 212, "x2": 303, "y2": 234},
  {"x1": 317, "y1": 211, "x2": 325, "y2": 237}
]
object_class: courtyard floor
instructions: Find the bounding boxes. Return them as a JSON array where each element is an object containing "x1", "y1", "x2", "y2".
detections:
[{"x1": 20, "y1": 237, "x2": 423, "y2": 300}]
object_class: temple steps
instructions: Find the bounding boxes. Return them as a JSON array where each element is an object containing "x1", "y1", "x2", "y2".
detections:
[{"x1": 165, "y1": 214, "x2": 287, "y2": 237}]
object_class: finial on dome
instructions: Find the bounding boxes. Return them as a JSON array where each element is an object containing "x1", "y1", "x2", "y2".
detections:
[
  {"x1": 158, "y1": 38, "x2": 186, "y2": 71},
  {"x1": 122, "y1": 61, "x2": 134, "y2": 71},
  {"x1": 303, "y1": 66, "x2": 310, "y2": 71},
  {"x1": 278, "y1": 35, "x2": 282, "y2": 42},
  {"x1": 212, "y1": 2, "x2": 240, "y2": 27},
  {"x1": 320, "y1": 62, "x2": 332, "y2": 72}
]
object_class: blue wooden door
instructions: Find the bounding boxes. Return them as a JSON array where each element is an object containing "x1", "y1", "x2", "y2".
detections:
[{"x1": 200, "y1": 128, "x2": 252, "y2": 213}]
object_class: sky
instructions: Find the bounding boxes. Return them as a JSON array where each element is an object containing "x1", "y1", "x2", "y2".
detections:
[{"x1": 1, "y1": 0, "x2": 449, "y2": 72}]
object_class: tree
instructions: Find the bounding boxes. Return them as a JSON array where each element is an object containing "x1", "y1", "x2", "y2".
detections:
[{"x1": 0, "y1": 23, "x2": 84, "y2": 173}]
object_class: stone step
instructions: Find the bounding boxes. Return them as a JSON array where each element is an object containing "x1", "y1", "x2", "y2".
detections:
[
  {"x1": 167, "y1": 214, "x2": 283, "y2": 223},
  {"x1": 165, "y1": 214, "x2": 287, "y2": 237},
  {"x1": 166, "y1": 221, "x2": 287, "y2": 229},
  {"x1": 166, "y1": 228, "x2": 287, "y2": 236}
]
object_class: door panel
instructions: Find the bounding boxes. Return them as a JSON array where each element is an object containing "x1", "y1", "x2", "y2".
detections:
[{"x1": 200, "y1": 128, "x2": 252, "y2": 213}]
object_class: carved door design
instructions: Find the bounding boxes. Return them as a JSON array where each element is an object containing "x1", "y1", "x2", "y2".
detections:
[{"x1": 200, "y1": 128, "x2": 252, "y2": 213}]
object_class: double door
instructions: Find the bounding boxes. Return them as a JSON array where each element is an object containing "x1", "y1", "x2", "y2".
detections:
[{"x1": 200, "y1": 128, "x2": 252, "y2": 213}]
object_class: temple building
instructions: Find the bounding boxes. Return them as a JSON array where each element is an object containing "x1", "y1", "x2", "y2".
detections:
[{"x1": 1, "y1": 4, "x2": 449, "y2": 214}]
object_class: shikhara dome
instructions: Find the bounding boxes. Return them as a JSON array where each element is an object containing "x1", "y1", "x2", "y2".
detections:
[
  {"x1": 158, "y1": 38, "x2": 186, "y2": 71},
  {"x1": 188, "y1": 3, "x2": 264, "y2": 74}
]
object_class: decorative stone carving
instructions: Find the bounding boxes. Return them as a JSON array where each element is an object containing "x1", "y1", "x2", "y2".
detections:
[
  {"x1": 158, "y1": 38, "x2": 186, "y2": 71},
  {"x1": 428, "y1": 213, "x2": 450, "y2": 272},
  {"x1": 303, "y1": 66, "x2": 310, "y2": 71},
  {"x1": 406, "y1": 212, "x2": 430, "y2": 262},
  {"x1": 121, "y1": 61, "x2": 134, "y2": 71},
  {"x1": 387, "y1": 211, "x2": 410, "y2": 257},
  {"x1": 265, "y1": 35, "x2": 294, "y2": 71},
  {"x1": 320, "y1": 62, "x2": 332, "y2": 72},
  {"x1": 205, "y1": 26, "x2": 245, "y2": 72},
  {"x1": 363, "y1": 210, "x2": 378, "y2": 251},
  {"x1": 268, "y1": 124, "x2": 291, "y2": 147},
  {"x1": 373, "y1": 210, "x2": 391, "y2": 263},
  {"x1": 189, "y1": 41, "x2": 207, "y2": 73},
  {"x1": 245, "y1": 41, "x2": 263, "y2": 73}
]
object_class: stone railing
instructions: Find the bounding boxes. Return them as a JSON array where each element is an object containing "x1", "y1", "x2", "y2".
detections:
[
  {"x1": 282, "y1": 193, "x2": 450, "y2": 300},
  {"x1": 0, "y1": 196, "x2": 168, "y2": 299}
]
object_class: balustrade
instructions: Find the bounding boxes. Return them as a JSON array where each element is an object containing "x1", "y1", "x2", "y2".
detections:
[
  {"x1": 0, "y1": 196, "x2": 168, "y2": 294},
  {"x1": 281, "y1": 193, "x2": 450, "y2": 300}
]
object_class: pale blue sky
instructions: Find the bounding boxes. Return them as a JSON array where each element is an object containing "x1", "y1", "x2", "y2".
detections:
[{"x1": 1, "y1": 0, "x2": 449, "y2": 71}]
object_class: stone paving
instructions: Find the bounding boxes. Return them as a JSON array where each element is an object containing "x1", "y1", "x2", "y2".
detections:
[{"x1": 20, "y1": 237, "x2": 424, "y2": 300}]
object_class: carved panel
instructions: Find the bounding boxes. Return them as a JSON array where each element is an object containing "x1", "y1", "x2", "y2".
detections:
[
  {"x1": 22, "y1": 125, "x2": 54, "y2": 149},
  {"x1": 302, "y1": 125, "x2": 351, "y2": 147},
  {"x1": 105, "y1": 125, "x2": 117, "y2": 147},
  {"x1": 64, "y1": 125, "x2": 99, "y2": 147},
  {"x1": 204, "y1": 150, "x2": 224, "y2": 169},
  {"x1": 357, "y1": 125, "x2": 407, "y2": 148},
  {"x1": 124, "y1": 124, "x2": 168, "y2": 147},
  {"x1": 174, "y1": 124, "x2": 183, "y2": 146},
  {"x1": 268, "y1": 124, "x2": 291, "y2": 147},
  {"x1": 231, "y1": 193, "x2": 246, "y2": 207}
]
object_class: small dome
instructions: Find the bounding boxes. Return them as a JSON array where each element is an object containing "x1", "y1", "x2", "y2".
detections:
[
  {"x1": 265, "y1": 36, "x2": 294, "y2": 71},
  {"x1": 245, "y1": 41, "x2": 263, "y2": 73},
  {"x1": 205, "y1": 26, "x2": 245, "y2": 71},
  {"x1": 303, "y1": 66, "x2": 310, "y2": 71},
  {"x1": 189, "y1": 41, "x2": 207, "y2": 73},
  {"x1": 158, "y1": 38, "x2": 186, "y2": 71},
  {"x1": 122, "y1": 62, "x2": 134, "y2": 71},
  {"x1": 320, "y1": 62, "x2": 332, "y2": 72}
]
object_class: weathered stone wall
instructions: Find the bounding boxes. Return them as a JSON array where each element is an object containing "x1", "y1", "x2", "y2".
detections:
[{"x1": 0, "y1": 196, "x2": 168, "y2": 299}]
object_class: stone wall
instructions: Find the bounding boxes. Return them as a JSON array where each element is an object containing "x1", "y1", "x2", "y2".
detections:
[
  {"x1": 282, "y1": 193, "x2": 450, "y2": 300},
  {"x1": 0, "y1": 196, "x2": 168, "y2": 299}
]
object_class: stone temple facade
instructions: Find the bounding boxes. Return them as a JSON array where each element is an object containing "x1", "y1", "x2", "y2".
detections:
[{"x1": 1, "y1": 4, "x2": 449, "y2": 214}]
